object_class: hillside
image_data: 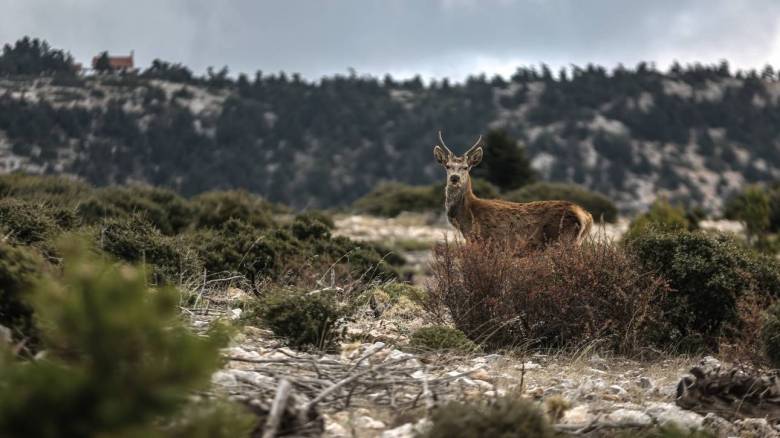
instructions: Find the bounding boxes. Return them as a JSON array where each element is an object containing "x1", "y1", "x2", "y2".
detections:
[{"x1": 1, "y1": 40, "x2": 779, "y2": 212}]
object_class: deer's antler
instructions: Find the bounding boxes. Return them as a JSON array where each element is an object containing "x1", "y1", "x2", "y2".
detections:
[
  {"x1": 437, "y1": 130, "x2": 454, "y2": 155},
  {"x1": 465, "y1": 135, "x2": 483, "y2": 155}
]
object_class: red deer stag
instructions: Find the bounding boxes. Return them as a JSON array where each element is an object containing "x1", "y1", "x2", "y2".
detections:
[{"x1": 433, "y1": 131, "x2": 593, "y2": 248}]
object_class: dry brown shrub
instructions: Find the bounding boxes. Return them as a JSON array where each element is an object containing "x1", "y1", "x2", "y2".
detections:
[
  {"x1": 425, "y1": 236, "x2": 671, "y2": 354},
  {"x1": 719, "y1": 291, "x2": 772, "y2": 366}
]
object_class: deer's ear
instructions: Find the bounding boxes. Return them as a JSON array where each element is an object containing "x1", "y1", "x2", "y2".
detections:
[
  {"x1": 433, "y1": 145, "x2": 448, "y2": 165},
  {"x1": 467, "y1": 147, "x2": 483, "y2": 166}
]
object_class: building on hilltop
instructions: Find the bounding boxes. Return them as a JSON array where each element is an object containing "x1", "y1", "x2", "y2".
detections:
[{"x1": 91, "y1": 51, "x2": 137, "y2": 73}]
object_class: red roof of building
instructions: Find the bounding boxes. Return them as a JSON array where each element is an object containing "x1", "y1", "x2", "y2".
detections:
[{"x1": 91, "y1": 53, "x2": 134, "y2": 69}]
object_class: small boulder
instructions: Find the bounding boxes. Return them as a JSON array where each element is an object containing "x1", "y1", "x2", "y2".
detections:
[{"x1": 604, "y1": 409, "x2": 652, "y2": 426}]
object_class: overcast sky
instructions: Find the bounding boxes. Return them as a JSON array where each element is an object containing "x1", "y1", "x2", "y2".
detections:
[{"x1": 1, "y1": 0, "x2": 779, "y2": 81}]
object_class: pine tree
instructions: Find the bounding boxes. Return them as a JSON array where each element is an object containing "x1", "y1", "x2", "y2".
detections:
[
  {"x1": 94, "y1": 51, "x2": 112, "y2": 73},
  {"x1": 472, "y1": 130, "x2": 535, "y2": 191}
]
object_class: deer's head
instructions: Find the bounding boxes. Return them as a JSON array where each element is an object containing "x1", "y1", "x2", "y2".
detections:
[{"x1": 433, "y1": 131, "x2": 483, "y2": 190}]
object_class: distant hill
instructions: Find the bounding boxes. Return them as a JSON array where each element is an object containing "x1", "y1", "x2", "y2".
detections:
[{"x1": 1, "y1": 38, "x2": 779, "y2": 212}]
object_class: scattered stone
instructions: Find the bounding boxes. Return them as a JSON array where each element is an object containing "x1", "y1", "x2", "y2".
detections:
[
  {"x1": 224, "y1": 346, "x2": 261, "y2": 360},
  {"x1": 214, "y1": 369, "x2": 274, "y2": 387},
  {"x1": 702, "y1": 413, "x2": 737, "y2": 438},
  {"x1": 387, "y1": 349, "x2": 414, "y2": 361},
  {"x1": 577, "y1": 378, "x2": 607, "y2": 396},
  {"x1": 645, "y1": 402, "x2": 703, "y2": 431},
  {"x1": 381, "y1": 423, "x2": 414, "y2": 438},
  {"x1": 471, "y1": 354, "x2": 502, "y2": 364},
  {"x1": 229, "y1": 308, "x2": 242, "y2": 320},
  {"x1": 339, "y1": 341, "x2": 363, "y2": 361},
  {"x1": 561, "y1": 405, "x2": 594, "y2": 425},
  {"x1": 699, "y1": 355, "x2": 721, "y2": 370},
  {"x1": 323, "y1": 414, "x2": 350, "y2": 437},
  {"x1": 472, "y1": 380, "x2": 494, "y2": 390},
  {"x1": 637, "y1": 376, "x2": 654, "y2": 389},
  {"x1": 604, "y1": 409, "x2": 652, "y2": 426},
  {"x1": 243, "y1": 325, "x2": 272, "y2": 338},
  {"x1": 227, "y1": 287, "x2": 252, "y2": 302},
  {"x1": 211, "y1": 370, "x2": 238, "y2": 386},
  {"x1": 381, "y1": 419, "x2": 431, "y2": 438},
  {"x1": 608, "y1": 385, "x2": 627, "y2": 396},
  {"x1": 355, "y1": 415, "x2": 386, "y2": 429},
  {"x1": 191, "y1": 319, "x2": 209, "y2": 328},
  {"x1": 734, "y1": 418, "x2": 779, "y2": 437},
  {"x1": 470, "y1": 369, "x2": 492, "y2": 381},
  {"x1": 589, "y1": 353, "x2": 609, "y2": 370}
]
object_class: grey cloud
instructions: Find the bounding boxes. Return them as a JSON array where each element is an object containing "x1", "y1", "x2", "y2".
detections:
[{"x1": 0, "y1": 0, "x2": 778, "y2": 80}]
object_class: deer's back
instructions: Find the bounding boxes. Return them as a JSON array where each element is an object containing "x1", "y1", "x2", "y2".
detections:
[{"x1": 469, "y1": 198, "x2": 589, "y2": 247}]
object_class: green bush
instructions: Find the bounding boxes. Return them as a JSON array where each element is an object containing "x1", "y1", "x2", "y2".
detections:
[
  {"x1": 629, "y1": 230, "x2": 780, "y2": 349},
  {"x1": 624, "y1": 198, "x2": 691, "y2": 242},
  {"x1": 0, "y1": 199, "x2": 60, "y2": 245},
  {"x1": 422, "y1": 396, "x2": 553, "y2": 438},
  {"x1": 352, "y1": 179, "x2": 499, "y2": 217},
  {"x1": 99, "y1": 217, "x2": 201, "y2": 285},
  {"x1": 77, "y1": 185, "x2": 192, "y2": 235},
  {"x1": 291, "y1": 213, "x2": 332, "y2": 241},
  {"x1": 409, "y1": 326, "x2": 477, "y2": 353},
  {"x1": 504, "y1": 182, "x2": 618, "y2": 223},
  {"x1": 0, "y1": 174, "x2": 90, "y2": 205},
  {"x1": 374, "y1": 283, "x2": 425, "y2": 304},
  {"x1": 295, "y1": 210, "x2": 335, "y2": 229},
  {"x1": 190, "y1": 190, "x2": 276, "y2": 230},
  {"x1": 724, "y1": 184, "x2": 771, "y2": 244},
  {"x1": 254, "y1": 288, "x2": 348, "y2": 351},
  {"x1": 762, "y1": 302, "x2": 780, "y2": 367},
  {"x1": 311, "y1": 236, "x2": 402, "y2": 281},
  {"x1": 191, "y1": 219, "x2": 297, "y2": 282},
  {"x1": 191, "y1": 217, "x2": 399, "y2": 283},
  {"x1": 353, "y1": 182, "x2": 440, "y2": 217},
  {"x1": 0, "y1": 241, "x2": 254, "y2": 437},
  {"x1": 0, "y1": 242, "x2": 43, "y2": 345}
]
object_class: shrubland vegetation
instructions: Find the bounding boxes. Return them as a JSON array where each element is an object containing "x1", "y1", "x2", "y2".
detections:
[
  {"x1": 0, "y1": 241, "x2": 255, "y2": 437},
  {"x1": 422, "y1": 396, "x2": 554, "y2": 438},
  {"x1": 407, "y1": 325, "x2": 478, "y2": 353},
  {"x1": 623, "y1": 198, "x2": 696, "y2": 242},
  {"x1": 4, "y1": 34, "x2": 780, "y2": 434},
  {"x1": 0, "y1": 174, "x2": 400, "y2": 347},
  {"x1": 419, "y1": 185, "x2": 780, "y2": 361},
  {"x1": 724, "y1": 183, "x2": 780, "y2": 253},
  {"x1": 0, "y1": 174, "x2": 412, "y2": 434},
  {"x1": 425, "y1": 236, "x2": 671, "y2": 353}
]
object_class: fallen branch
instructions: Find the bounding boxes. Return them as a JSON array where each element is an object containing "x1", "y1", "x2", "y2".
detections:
[
  {"x1": 305, "y1": 356, "x2": 415, "y2": 413},
  {"x1": 262, "y1": 379, "x2": 292, "y2": 438}
]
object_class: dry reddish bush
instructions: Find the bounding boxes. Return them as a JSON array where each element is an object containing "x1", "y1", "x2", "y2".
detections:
[
  {"x1": 425, "y1": 236, "x2": 671, "y2": 354},
  {"x1": 719, "y1": 291, "x2": 772, "y2": 366}
]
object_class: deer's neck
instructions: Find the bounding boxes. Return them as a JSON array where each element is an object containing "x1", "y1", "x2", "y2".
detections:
[{"x1": 445, "y1": 177, "x2": 478, "y2": 235}]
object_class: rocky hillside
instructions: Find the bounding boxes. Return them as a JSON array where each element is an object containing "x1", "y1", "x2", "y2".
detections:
[{"x1": 1, "y1": 40, "x2": 779, "y2": 212}]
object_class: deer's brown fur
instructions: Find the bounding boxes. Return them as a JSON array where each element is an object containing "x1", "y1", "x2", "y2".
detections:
[{"x1": 434, "y1": 131, "x2": 593, "y2": 248}]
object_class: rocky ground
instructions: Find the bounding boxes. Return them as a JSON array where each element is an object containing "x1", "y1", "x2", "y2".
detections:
[
  {"x1": 196, "y1": 293, "x2": 778, "y2": 437},
  {"x1": 197, "y1": 214, "x2": 768, "y2": 437}
]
